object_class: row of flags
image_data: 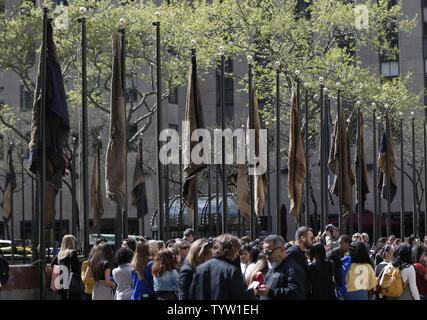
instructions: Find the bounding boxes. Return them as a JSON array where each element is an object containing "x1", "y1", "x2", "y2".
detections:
[
  {"x1": 0, "y1": 21, "x2": 398, "y2": 231},
  {"x1": 0, "y1": 24, "x2": 149, "y2": 230}
]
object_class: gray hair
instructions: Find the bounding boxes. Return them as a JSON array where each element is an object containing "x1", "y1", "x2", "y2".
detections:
[{"x1": 263, "y1": 235, "x2": 285, "y2": 248}]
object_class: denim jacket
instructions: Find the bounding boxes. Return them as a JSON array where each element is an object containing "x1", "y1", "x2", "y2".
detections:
[{"x1": 154, "y1": 269, "x2": 179, "y2": 292}]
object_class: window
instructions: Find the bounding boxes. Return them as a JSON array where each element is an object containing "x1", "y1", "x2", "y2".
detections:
[
  {"x1": 168, "y1": 87, "x2": 178, "y2": 104},
  {"x1": 20, "y1": 85, "x2": 32, "y2": 111},
  {"x1": 381, "y1": 61, "x2": 399, "y2": 77},
  {"x1": 216, "y1": 59, "x2": 234, "y2": 125},
  {"x1": 0, "y1": 87, "x2": 4, "y2": 105},
  {"x1": 424, "y1": 5, "x2": 427, "y2": 37},
  {"x1": 295, "y1": 0, "x2": 311, "y2": 19},
  {"x1": 126, "y1": 78, "x2": 138, "y2": 103}
]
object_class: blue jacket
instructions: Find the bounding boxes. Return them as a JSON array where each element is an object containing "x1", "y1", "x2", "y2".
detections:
[
  {"x1": 337, "y1": 256, "x2": 352, "y2": 299},
  {"x1": 131, "y1": 260, "x2": 155, "y2": 300}
]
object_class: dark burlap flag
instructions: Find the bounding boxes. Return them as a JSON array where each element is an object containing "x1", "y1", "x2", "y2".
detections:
[
  {"x1": 378, "y1": 122, "x2": 397, "y2": 201},
  {"x1": 328, "y1": 99, "x2": 354, "y2": 213},
  {"x1": 131, "y1": 149, "x2": 148, "y2": 218},
  {"x1": 182, "y1": 53, "x2": 207, "y2": 222},
  {"x1": 355, "y1": 112, "x2": 370, "y2": 211},
  {"x1": 45, "y1": 183, "x2": 57, "y2": 228},
  {"x1": 236, "y1": 80, "x2": 268, "y2": 220},
  {"x1": 288, "y1": 86, "x2": 306, "y2": 216},
  {"x1": 236, "y1": 164, "x2": 250, "y2": 221},
  {"x1": 2, "y1": 149, "x2": 16, "y2": 222},
  {"x1": 28, "y1": 20, "x2": 70, "y2": 191},
  {"x1": 105, "y1": 34, "x2": 126, "y2": 207},
  {"x1": 251, "y1": 82, "x2": 268, "y2": 217},
  {"x1": 91, "y1": 143, "x2": 104, "y2": 228}
]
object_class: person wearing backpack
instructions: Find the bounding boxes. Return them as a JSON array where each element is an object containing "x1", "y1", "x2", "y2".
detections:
[
  {"x1": 374, "y1": 244, "x2": 394, "y2": 300},
  {"x1": 379, "y1": 243, "x2": 420, "y2": 300},
  {"x1": 344, "y1": 241, "x2": 377, "y2": 300}
]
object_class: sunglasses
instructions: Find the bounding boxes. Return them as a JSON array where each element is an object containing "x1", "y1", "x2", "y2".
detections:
[
  {"x1": 262, "y1": 247, "x2": 281, "y2": 256},
  {"x1": 181, "y1": 246, "x2": 189, "y2": 250}
]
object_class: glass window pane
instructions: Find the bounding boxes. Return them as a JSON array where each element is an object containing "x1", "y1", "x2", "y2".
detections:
[
  {"x1": 0, "y1": 87, "x2": 3, "y2": 104},
  {"x1": 381, "y1": 62, "x2": 390, "y2": 77},
  {"x1": 390, "y1": 62, "x2": 399, "y2": 76},
  {"x1": 424, "y1": 8, "x2": 427, "y2": 22}
]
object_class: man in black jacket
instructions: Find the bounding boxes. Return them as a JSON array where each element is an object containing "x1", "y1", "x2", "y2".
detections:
[
  {"x1": 286, "y1": 226, "x2": 314, "y2": 271},
  {"x1": 189, "y1": 234, "x2": 255, "y2": 300},
  {"x1": 256, "y1": 235, "x2": 306, "y2": 300}
]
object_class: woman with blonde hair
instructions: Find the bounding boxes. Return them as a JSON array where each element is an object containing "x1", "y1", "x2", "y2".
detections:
[
  {"x1": 352, "y1": 233, "x2": 362, "y2": 242},
  {"x1": 51, "y1": 234, "x2": 82, "y2": 300},
  {"x1": 245, "y1": 254, "x2": 268, "y2": 289},
  {"x1": 178, "y1": 238, "x2": 213, "y2": 300},
  {"x1": 148, "y1": 239, "x2": 159, "y2": 260}
]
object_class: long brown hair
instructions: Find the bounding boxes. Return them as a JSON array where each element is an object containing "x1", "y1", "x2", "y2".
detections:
[
  {"x1": 131, "y1": 239, "x2": 151, "y2": 280},
  {"x1": 152, "y1": 250, "x2": 177, "y2": 277},
  {"x1": 89, "y1": 242, "x2": 114, "y2": 281}
]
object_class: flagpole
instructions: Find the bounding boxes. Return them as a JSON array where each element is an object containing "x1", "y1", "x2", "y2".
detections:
[
  {"x1": 303, "y1": 83, "x2": 310, "y2": 228},
  {"x1": 378, "y1": 116, "x2": 383, "y2": 238},
  {"x1": 31, "y1": 173, "x2": 36, "y2": 263},
  {"x1": 9, "y1": 146, "x2": 14, "y2": 262},
  {"x1": 295, "y1": 70, "x2": 302, "y2": 227},
  {"x1": 39, "y1": 4, "x2": 49, "y2": 300},
  {"x1": 324, "y1": 90, "x2": 330, "y2": 228},
  {"x1": 424, "y1": 115, "x2": 427, "y2": 238},
  {"x1": 215, "y1": 164, "x2": 219, "y2": 236},
  {"x1": 20, "y1": 149, "x2": 25, "y2": 239},
  {"x1": 385, "y1": 105, "x2": 391, "y2": 237},
  {"x1": 265, "y1": 122, "x2": 271, "y2": 232},
  {"x1": 356, "y1": 101, "x2": 362, "y2": 233},
  {"x1": 77, "y1": 7, "x2": 90, "y2": 258},
  {"x1": 71, "y1": 134, "x2": 78, "y2": 238},
  {"x1": 411, "y1": 112, "x2": 417, "y2": 237},
  {"x1": 209, "y1": 148, "x2": 213, "y2": 237},
  {"x1": 190, "y1": 42, "x2": 200, "y2": 238},
  {"x1": 248, "y1": 55, "x2": 256, "y2": 240},
  {"x1": 119, "y1": 19, "x2": 128, "y2": 240},
  {"x1": 220, "y1": 46, "x2": 227, "y2": 235},
  {"x1": 97, "y1": 137, "x2": 102, "y2": 238},
  {"x1": 319, "y1": 78, "x2": 325, "y2": 234},
  {"x1": 165, "y1": 140, "x2": 170, "y2": 240},
  {"x1": 399, "y1": 112, "x2": 405, "y2": 239},
  {"x1": 275, "y1": 61, "x2": 281, "y2": 235},
  {"x1": 372, "y1": 104, "x2": 378, "y2": 244},
  {"x1": 59, "y1": 189, "x2": 63, "y2": 240},
  {"x1": 153, "y1": 12, "x2": 164, "y2": 240},
  {"x1": 208, "y1": 161, "x2": 211, "y2": 238},
  {"x1": 179, "y1": 144, "x2": 183, "y2": 235},
  {"x1": 337, "y1": 86, "x2": 344, "y2": 235},
  {"x1": 138, "y1": 136, "x2": 144, "y2": 236}
]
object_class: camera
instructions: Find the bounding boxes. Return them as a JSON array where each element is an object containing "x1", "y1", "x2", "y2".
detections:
[{"x1": 325, "y1": 225, "x2": 334, "y2": 233}]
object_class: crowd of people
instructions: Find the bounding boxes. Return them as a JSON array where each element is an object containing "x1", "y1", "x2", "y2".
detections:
[{"x1": 50, "y1": 225, "x2": 427, "y2": 300}]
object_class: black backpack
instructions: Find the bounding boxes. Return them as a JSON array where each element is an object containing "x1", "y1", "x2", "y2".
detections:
[{"x1": 0, "y1": 257, "x2": 9, "y2": 285}]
